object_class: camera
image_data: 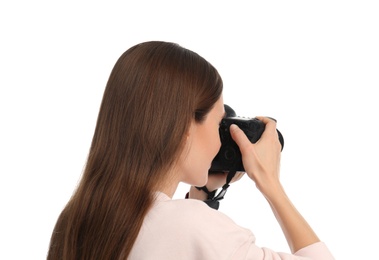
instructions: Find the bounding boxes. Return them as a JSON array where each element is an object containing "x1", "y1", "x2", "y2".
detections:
[{"x1": 209, "y1": 105, "x2": 284, "y2": 173}]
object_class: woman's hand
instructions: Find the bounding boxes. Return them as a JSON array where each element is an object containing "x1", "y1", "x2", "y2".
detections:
[
  {"x1": 230, "y1": 117, "x2": 322, "y2": 253},
  {"x1": 206, "y1": 171, "x2": 244, "y2": 191},
  {"x1": 189, "y1": 172, "x2": 244, "y2": 200},
  {"x1": 229, "y1": 117, "x2": 282, "y2": 198}
]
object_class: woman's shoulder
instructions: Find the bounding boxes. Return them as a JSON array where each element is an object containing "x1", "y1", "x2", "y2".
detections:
[
  {"x1": 129, "y1": 192, "x2": 255, "y2": 259},
  {"x1": 149, "y1": 192, "x2": 254, "y2": 242}
]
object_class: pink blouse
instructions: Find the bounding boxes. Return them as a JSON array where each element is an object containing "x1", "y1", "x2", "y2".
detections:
[{"x1": 129, "y1": 192, "x2": 334, "y2": 259}]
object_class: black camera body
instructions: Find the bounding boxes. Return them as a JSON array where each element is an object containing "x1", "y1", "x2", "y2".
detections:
[{"x1": 209, "y1": 105, "x2": 284, "y2": 173}]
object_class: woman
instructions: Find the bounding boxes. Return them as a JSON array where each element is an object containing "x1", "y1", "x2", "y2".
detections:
[{"x1": 47, "y1": 41, "x2": 334, "y2": 259}]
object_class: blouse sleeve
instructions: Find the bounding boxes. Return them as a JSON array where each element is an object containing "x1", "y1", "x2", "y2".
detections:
[{"x1": 238, "y1": 240, "x2": 334, "y2": 259}]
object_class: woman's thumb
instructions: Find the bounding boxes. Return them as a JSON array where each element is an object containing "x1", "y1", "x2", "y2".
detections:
[{"x1": 229, "y1": 124, "x2": 250, "y2": 153}]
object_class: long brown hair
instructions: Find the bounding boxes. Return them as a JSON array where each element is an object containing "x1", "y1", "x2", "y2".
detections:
[{"x1": 47, "y1": 41, "x2": 223, "y2": 259}]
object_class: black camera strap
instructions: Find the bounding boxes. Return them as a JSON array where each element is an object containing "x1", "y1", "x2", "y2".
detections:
[{"x1": 203, "y1": 170, "x2": 237, "y2": 210}]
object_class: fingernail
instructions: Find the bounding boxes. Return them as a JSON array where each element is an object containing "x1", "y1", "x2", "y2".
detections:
[{"x1": 230, "y1": 124, "x2": 238, "y2": 130}]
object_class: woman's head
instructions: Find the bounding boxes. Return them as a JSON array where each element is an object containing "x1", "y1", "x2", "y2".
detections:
[
  {"x1": 91, "y1": 41, "x2": 223, "y2": 191},
  {"x1": 46, "y1": 41, "x2": 223, "y2": 259}
]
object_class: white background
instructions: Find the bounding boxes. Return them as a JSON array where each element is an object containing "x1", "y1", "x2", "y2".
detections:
[{"x1": 1, "y1": 1, "x2": 378, "y2": 259}]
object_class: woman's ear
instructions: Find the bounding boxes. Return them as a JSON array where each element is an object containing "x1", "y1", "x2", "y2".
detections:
[{"x1": 185, "y1": 120, "x2": 197, "y2": 141}]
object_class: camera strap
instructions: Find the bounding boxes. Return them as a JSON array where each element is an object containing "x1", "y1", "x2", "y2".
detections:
[{"x1": 203, "y1": 170, "x2": 237, "y2": 210}]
